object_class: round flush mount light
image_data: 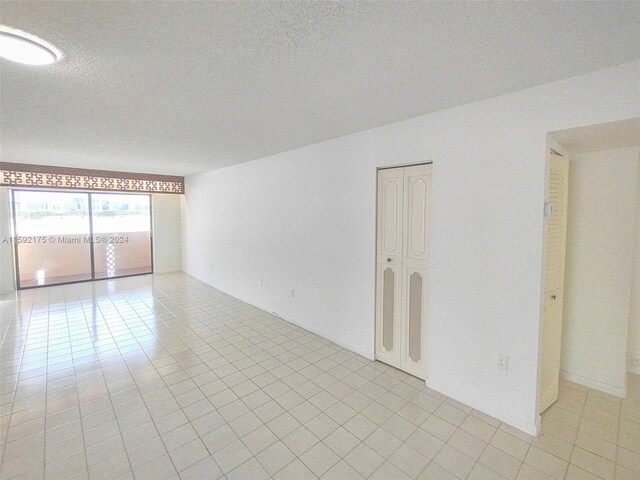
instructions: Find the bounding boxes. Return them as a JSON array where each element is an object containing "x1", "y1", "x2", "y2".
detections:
[{"x1": 0, "y1": 27, "x2": 61, "y2": 65}]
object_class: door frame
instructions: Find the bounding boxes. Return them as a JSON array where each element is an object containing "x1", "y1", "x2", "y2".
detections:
[
  {"x1": 373, "y1": 161, "x2": 433, "y2": 374},
  {"x1": 10, "y1": 188, "x2": 154, "y2": 290}
]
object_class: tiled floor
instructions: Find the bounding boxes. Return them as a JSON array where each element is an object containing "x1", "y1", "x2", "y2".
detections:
[{"x1": 0, "y1": 272, "x2": 638, "y2": 480}]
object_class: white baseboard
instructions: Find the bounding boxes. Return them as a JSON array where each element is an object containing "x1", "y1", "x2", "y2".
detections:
[
  {"x1": 283, "y1": 315, "x2": 376, "y2": 361},
  {"x1": 425, "y1": 377, "x2": 539, "y2": 436},
  {"x1": 560, "y1": 370, "x2": 627, "y2": 398},
  {"x1": 189, "y1": 274, "x2": 375, "y2": 361}
]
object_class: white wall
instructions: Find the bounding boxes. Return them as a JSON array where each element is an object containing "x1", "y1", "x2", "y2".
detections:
[
  {"x1": 562, "y1": 148, "x2": 639, "y2": 395},
  {"x1": 182, "y1": 60, "x2": 640, "y2": 435},
  {"x1": 152, "y1": 194, "x2": 183, "y2": 273},
  {"x1": 629, "y1": 155, "x2": 640, "y2": 375},
  {"x1": 0, "y1": 187, "x2": 15, "y2": 296}
]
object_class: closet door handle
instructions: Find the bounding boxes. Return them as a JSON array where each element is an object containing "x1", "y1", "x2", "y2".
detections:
[{"x1": 387, "y1": 258, "x2": 392, "y2": 262}]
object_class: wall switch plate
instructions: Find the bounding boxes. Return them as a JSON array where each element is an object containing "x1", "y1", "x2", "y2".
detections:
[
  {"x1": 497, "y1": 354, "x2": 509, "y2": 371},
  {"x1": 258, "y1": 279, "x2": 262, "y2": 286},
  {"x1": 291, "y1": 289, "x2": 295, "y2": 298}
]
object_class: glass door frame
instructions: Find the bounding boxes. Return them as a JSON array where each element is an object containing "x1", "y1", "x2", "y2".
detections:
[{"x1": 10, "y1": 188, "x2": 154, "y2": 290}]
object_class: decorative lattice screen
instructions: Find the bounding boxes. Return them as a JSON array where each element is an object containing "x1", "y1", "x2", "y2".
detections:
[{"x1": 1, "y1": 162, "x2": 184, "y2": 194}]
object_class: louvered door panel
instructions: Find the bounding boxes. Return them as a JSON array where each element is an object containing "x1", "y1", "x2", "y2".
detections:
[
  {"x1": 539, "y1": 153, "x2": 569, "y2": 413},
  {"x1": 544, "y1": 167, "x2": 569, "y2": 292}
]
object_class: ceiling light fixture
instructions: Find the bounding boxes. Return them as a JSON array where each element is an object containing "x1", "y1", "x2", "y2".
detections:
[{"x1": 0, "y1": 27, "x2": 60, "y2": 65}]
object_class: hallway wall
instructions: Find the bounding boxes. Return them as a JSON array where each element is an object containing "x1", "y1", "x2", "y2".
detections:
[{"x1": 562, "y1": 147, "x2": 640, "y2": 395}]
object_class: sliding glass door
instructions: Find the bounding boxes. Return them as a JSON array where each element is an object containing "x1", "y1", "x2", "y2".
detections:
[
  {"x1": 91, "y1": 193, "x2": 152, "y2": 279},
  {"x1": 13, "y1": 191, "x2": 93, "y2": 287},
  {"x1": 12, "y1": 190, "x2": 152, "y2": 289}
]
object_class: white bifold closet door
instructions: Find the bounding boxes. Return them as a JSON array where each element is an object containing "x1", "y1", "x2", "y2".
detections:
[
  {"x1": 375, "y1": 164, "x2": 432, "y2": 379},
  {"x1": 539, "y1": 153, "x2": 570, "y2": 412}
]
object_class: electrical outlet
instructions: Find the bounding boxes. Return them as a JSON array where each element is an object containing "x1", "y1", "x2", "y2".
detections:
[
  {"x1": 258, "y1": 279, "x2": 262, "y2": 286},
  {"x1": 211, "y1": 262, "x2": 215, "y2": 269},
  {"x1": 497, "y1": 354, "x2": 508, "y2": 371}
]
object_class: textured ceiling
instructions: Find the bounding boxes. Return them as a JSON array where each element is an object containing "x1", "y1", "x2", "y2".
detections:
[{"x1": 1, "y1": 1, "x2": 640, "y2": 176}]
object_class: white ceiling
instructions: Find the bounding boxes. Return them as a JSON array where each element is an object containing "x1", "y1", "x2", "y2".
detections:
[
  {"x1": 1, "y1": 1, "x2": 640, "y2": 176},
  {"x1": 551, "y1": 118, "x2": 640, "y2": 154}
]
